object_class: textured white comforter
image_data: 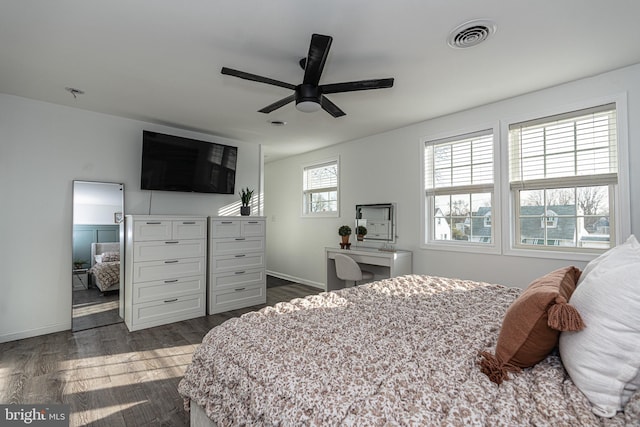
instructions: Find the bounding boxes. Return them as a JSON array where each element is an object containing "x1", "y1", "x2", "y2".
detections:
[{"x1": 178, "y1": 275, "x2": 639, "y2": 426}]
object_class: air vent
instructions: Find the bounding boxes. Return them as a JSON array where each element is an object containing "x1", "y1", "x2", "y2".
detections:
[{"x1": 447, "y1": 20, "x2": 496, "y2": 49}]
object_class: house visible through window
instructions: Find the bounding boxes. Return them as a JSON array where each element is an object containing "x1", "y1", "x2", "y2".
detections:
[
  {"x1": 302, "y1": 158, "x2": 339, "y2": 216},
  {"x1": 424, "y1": 130, "x2": 494, "y2": 245},
  {"x1": 509, "y1": 103, "x2": 618, "y2": 250}
]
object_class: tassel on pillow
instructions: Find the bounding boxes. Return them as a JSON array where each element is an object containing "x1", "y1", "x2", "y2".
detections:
[
  {"x1": 479, "y1": 351, "x2": 521, "y2": 385},
  {"x1": 547, "y1": 296, "x2": 585, "y2": 331}
]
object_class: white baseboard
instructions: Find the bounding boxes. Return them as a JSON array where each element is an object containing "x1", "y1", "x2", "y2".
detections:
[
  {"x1": 266, "y1": 270, "x2": 325, "y2": 290},
  {"x1": 0, "y1": 321, "x2": 70, "y2": 344}
]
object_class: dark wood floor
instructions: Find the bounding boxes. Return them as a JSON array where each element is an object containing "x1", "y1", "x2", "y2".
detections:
[{"x1": 0, "y1": 281, "x2": 322, "y2": 426}]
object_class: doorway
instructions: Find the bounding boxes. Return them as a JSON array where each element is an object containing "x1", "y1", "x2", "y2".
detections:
[{"x1": 72, "y1": 180, "x2": 124, "y2": 332}]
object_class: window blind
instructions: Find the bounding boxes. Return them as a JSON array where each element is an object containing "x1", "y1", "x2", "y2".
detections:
[
  {"x1": 509, "y1": 103, "x2": 617, "y2": 190},
  {"x1": 425, "y1": 130, "x2": 494, "y2": 195}
]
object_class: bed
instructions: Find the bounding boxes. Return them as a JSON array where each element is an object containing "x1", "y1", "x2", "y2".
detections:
[
  {"x1": 178, "y1": 238, "x2": 640, "y2": 426},
  {"x1": 88, "y1": 242, "x2": 121, "y2": 292}
]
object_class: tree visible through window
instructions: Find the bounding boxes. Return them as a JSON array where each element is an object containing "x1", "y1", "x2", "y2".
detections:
[
  {"x1": 509, "y1": 103, "x2": 617, "y2": 250},
  {"x1": 303, "y1": 159, "x2": 338, "y2": 215}
]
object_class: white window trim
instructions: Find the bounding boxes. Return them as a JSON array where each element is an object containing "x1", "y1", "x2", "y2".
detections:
[
  {"x1": 500, "y1": 93, "x2": 631, "y2": 262},
  {"x1": 420, "y1": 122, "x2": 501, "y2": 255},
  {"x1": 301, "y1": 156, "x2": 340, "y2": 218}
]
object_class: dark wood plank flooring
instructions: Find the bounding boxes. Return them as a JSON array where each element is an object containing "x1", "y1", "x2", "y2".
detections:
[{"x1": 0, "y1": 281, "x2": 322, "y2": 426}]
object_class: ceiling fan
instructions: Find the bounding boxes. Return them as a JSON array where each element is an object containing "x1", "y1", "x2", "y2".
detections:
[{"x1": 221, "y1": 33, "x2": 394, "y2": 118}]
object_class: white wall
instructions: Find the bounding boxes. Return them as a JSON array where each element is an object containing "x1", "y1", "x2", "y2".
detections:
[
  {"x1": 0, "y1": 94, "x2": 262, "y2": 342},
  {"x1": 265, "y1": 63, "x2": 639, "y2": 290}
]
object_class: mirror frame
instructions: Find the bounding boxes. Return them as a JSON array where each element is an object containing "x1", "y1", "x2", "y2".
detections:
[
  {"x1": 355, "y1": 203, "x2": 396, "y2": 244},
  {"x1": 72, "y1": 180, "x2": 125, "y2": 329}
]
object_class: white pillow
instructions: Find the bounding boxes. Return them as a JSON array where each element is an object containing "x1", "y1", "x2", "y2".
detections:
[{"x1": 559, "y1": 235, "x2": 640, "y2": 417}]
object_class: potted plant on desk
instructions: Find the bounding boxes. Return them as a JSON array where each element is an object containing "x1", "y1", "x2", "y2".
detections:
[
  {"x1": 338, "y1": 225, "x2": 352, "y2": 249},
  {"x1": 356, "y1": 225, "x2": 368, "y2": 241},
  {"x1": 239, "y1": 187, "x2": 254, "y2": 216}
]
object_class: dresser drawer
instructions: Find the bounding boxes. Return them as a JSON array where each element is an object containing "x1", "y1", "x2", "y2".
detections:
[
  {"x1": 173, "y1": 220, "x2": 206, "y2": 239},
  {"x1": 134, "y1": 220, "x2": 172, "y2": 241},
  {"x1": 133, "y1": 240, "x2": 205, "y2": 262},
  {"x1": 210, "y1": 219, "x2": 242, "y2": 238},
  {"x1": 209, "y1": 285, "x2": 265, "y2": 314},
  {"x1": 211, "y1": 268, "x2": 265, "y2": 291},
  {"x1": 132, "y1": 257, "x2": 205, "y2": 282},
  {"x1": 132, "y1": 276, "x2": 205, "y2": 304},
  {"x1": 211, "y1": 253, "x2": 265, "y2": 273},
  {"x1": 131, "y1": 294, "x2": 205, "y2": 329},
  {"x1": 209, "y1": 237, "x2": 265, "y2": 255},
  {"x1": 241, "y1": 220, "x2": 265, "y2": 237}
]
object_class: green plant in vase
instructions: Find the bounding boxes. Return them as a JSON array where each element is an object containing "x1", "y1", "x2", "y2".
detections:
[{"x1": 240, "y1": 187, "x2": 254, "y2": 216}]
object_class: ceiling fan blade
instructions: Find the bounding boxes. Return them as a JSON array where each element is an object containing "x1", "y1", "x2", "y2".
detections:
[
  {"x1": 258, "y1": 94, "x2": 296, "y2": 114},
  {"x1": 320, "y1": 96, "x2": 346, "y2": 118},
  {"x1": 321, "y1": 78, "x2": 394, "y2": 94},
  {"x1": 302, "y1": 34, "x2": 332, "y2": 86},
  {"x1": 221, "y1": 67, "x2": 296, "y2": 90}
]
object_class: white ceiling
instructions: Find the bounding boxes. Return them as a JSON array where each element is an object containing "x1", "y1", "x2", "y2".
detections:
[{"x1": 2, "y1": 1, "x2": 640, "y2": 162}]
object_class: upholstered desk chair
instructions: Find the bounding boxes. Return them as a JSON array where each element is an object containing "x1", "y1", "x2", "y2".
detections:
[{"x1": 334, "y1": 253, "x2": 374, "y2": 287}]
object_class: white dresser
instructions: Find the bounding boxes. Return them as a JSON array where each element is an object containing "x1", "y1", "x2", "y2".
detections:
[
  {"x1": 208, "y1": 217, "x2": 266, "y2": 314},
  {"x1": 124, "y1": 215, "x2": 207, "y2": 331}
]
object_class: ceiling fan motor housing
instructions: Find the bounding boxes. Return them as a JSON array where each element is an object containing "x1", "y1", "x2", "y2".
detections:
[{"x1": 295, "y1": 84, "x2": 322, "y2": 112}]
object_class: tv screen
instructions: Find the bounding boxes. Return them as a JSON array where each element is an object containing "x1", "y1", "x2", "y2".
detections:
[{"x1": 141, "y1": 131, "x2": 237, "y2": 194}]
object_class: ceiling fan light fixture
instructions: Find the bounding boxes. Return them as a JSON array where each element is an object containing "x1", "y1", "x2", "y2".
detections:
[{"x1": 296, "y1": 100, "x2": 322, "y2": 113}]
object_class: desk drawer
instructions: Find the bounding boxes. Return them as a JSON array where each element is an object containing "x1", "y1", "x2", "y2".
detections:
[
  {"x1": 132, "y1": 258, "x2": 205, "y2": 282},
  {"x1": 210, "y1": 237, "x2": 264, "y2": 255},
  {"x1": 133, "y1": 240, "x2": 205, "y2": 262},
  {"x1": 132, "y1": 276, "x2": 204, "y2": 304},
  {"x1": 211, "y1": 268, "x2": 265, "y2": 291},
  {"x1": 209, "y1": 285, "x2": 265, "y2": 314},
  {"x1": 211, "y1": 253, "x2": 265, "y2": 273}
]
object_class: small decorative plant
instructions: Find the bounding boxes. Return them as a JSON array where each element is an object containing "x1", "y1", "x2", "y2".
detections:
[
  {"x1": 356, "y1": 225, "x2": 368, "y2": 241},
  {"x1": 240, "y1": 187, "x2": 254, "y2": 206},
  {"x1": 239, "y1": 187, "x2": 254, "y2": 216},
  {"x1": 338, "y1": 225, "x2": 352, "y2": 245},
  {"x1": 338, "y1": 225, "x2": 352, "y2": 236},
  {"x1": 73, "y1": 258, "x2": 87, "y2": 269}
]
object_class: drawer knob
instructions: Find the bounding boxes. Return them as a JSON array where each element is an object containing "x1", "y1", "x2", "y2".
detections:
[
  {"x1": 234, "y1": 288, "x2": 246, "y2": 292},
  {"x1": 164, "y1": 279, "x2": 178, "y2": 283},
  {"x1": 235, "y1": 238, "x2": 246, "y2": 241},
  {"x1": 164, "y1": 298, "x2": 178, "y2": 303},
  {"x1": 183, "y1": 221, "x2": 196, "y2": 224},
  {"x1": 146, "y1": 222, "x2": 162, "y2": 225},
  {"x1": 234, "y1": 271, "x2": 246, "y2": 275},
  {"x1": 164, "y1": 260, "x2": 179, "y2": 264},
  {"x1": 235, "y1": 254, "x2": 246, "y2": 258},
  {"x1": 165, "y1": 241, "x2": 179, "y2": 244}
]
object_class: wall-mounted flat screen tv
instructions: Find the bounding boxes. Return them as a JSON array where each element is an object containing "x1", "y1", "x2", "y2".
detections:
[{"x1": 141, "y1": 130, "x2": 237, "y2": 194}]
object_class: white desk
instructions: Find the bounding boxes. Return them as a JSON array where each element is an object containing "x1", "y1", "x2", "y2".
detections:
[{"x1": 325, "y1": 246, "x2": 412, "y2": 291}]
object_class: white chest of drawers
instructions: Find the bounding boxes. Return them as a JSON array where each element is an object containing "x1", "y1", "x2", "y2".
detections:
[
  {"x1": 208, "y1": 217, "x2": 266, "y2": 314},
  {"x1": 124, "y1": 215, "x2": 207, "y2": 331}
]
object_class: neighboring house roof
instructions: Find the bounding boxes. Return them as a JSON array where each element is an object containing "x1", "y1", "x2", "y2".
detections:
[{"x1": 470, "y1": 205, "x2": 577, "y2": 241}]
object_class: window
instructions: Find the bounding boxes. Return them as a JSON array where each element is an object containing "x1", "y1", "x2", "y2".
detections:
[
  {"x1": 424, "y1": 130, "x2": 494, "y2": 245},
  {"x1": 509, "y1": 103, "x2": 618, "y2": 251},
  {"x1": 302, "y1": 158, "x2": 339, "y2": 216}
]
